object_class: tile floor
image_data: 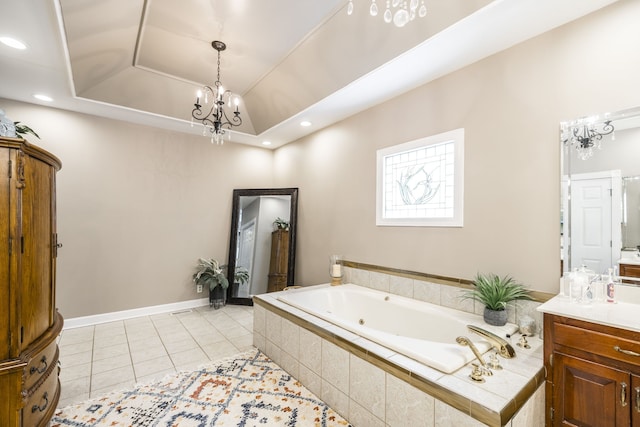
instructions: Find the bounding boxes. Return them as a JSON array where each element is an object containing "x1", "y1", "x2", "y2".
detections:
[{"x1": 56, "y1": 304, "x2": 254, "y2": 409}]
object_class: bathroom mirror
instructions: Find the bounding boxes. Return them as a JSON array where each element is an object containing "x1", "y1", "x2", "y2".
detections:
[
  {"x1": 561, "y1": 105, "x2": 640, "y2": 277},
  {"x1": 226, "y1": 188, "x2": 298, "y2": 305}
]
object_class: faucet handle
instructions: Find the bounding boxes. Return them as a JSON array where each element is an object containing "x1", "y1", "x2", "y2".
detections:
[
  {"x1": 469, "y1": 363, "x2": 486, "y2": 383},
  {"x1": 487, "y1": 351, "x2": 503, "y2": 370},
  {"x1": 517, "y1": 335, "x2": 531, "y2": 349}
]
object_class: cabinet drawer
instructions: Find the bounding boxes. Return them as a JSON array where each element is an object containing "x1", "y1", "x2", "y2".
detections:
[
  {"x1": 24, "y1": 340, "x2": 58, "y2": 391},
  {"x1": 555, "y1": 323, "x2": 640, "y2": 366},
  {"x1": 22, "y1": 365, "x2": 59, "y2": 427}
]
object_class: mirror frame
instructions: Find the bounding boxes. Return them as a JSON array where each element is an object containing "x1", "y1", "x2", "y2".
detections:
[
  {"x1": 226, "y1": 188, "x2": 299, "y2": 305},
  {"x1": 561, "y1": 105, "x2": 640, "y2": 276}
]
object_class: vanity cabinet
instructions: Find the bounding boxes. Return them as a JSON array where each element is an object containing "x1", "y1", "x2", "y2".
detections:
[
  {"x1": 620, "y1": 263, "x2": 640, "y2": 283},
  {"x1": 544, "y1": 313, "x2": 640, "y2": 426},
  {"x1": 0, "y1": 136, "x2": 63, "y2": 426}
]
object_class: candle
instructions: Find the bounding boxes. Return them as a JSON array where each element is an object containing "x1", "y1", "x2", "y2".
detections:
[
  {"x1": 331, "y1": 264, "x2": 341, "y2": 277},
  {"x1": 196, "y1": 90, "x2": 202, "y2": 105}
]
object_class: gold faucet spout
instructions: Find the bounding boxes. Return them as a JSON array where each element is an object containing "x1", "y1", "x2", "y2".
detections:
[
  {"x1": 456, "y1": 336, "x2": 487, "y2": 367},
  {"x1": 467, "y1": 325, "x2": 516, "y2": 358}
]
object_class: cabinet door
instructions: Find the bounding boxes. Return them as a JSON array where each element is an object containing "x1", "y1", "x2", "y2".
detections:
[
  {"x1": 632, "y1": 375, "x2": 640, "y2": 426},
  {"x1": 553, "y1": 353, "x2": 630, "y2": 426},
  {"x1": 20, "y1": 155, "x2": 55, "y2": 349}
]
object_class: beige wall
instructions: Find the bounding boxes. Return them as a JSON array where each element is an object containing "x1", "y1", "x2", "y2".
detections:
[
  {"x1": 3, "y1": 0, "x2": 639, "y2": 318},
  {"x1": 1, "y1": 99, "x2": 274, "y2": 317},
  {"x1": 274, "y1": 0, "x2": 640, "y2": 294}
]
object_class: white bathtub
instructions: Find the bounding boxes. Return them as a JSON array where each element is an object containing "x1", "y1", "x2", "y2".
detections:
[{"x1": 277, "y1": 284, "x2": 518, "y2": 373}]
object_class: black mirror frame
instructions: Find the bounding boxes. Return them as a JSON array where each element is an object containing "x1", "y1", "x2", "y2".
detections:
[{"x1": 226, "y1": 188, "x2": 298, "y2": 305}]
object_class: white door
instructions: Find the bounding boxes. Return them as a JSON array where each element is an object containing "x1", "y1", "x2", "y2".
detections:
[
  {"x1": 570, "y1": 176, "x2": 612, "y2": 274},
  {"x1": 236, "y1": 220, "x2": 256, "y2": 298}
]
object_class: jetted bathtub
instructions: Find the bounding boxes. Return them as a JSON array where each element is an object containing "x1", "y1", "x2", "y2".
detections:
[{"x1": 277, "y1": 283, "x2": 518, "y2": 373}]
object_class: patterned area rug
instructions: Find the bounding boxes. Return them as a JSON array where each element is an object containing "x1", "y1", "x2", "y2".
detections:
[{"x1": 51, "y1": 349, "x2": 351, "y2": 426}]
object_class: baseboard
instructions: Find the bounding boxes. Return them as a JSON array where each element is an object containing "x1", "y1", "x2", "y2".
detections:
[{"x1": 63, "y1": 297, "x2": 211, "y2": 329}]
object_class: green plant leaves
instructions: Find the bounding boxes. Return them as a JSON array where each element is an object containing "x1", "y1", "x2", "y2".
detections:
[{"x1": 461, "y1": 273, "x2": 531, "y2": 311}]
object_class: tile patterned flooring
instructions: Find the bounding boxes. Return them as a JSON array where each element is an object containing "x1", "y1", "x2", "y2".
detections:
[{"x1": 56, "y1": 304, "x2": 254, "y2": 409}]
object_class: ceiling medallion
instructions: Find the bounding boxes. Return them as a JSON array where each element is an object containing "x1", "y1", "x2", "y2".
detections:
[
  {"x1": 191, "y1": 41, "x2": 242, "y2": 144},
  {"x1": 347, "y1": 0, "x2": 427, "y2": 27}
]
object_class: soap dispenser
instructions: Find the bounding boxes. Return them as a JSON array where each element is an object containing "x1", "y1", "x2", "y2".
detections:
[{"x1": 606, "y1": 268, "x2": 616, "y2": 303}]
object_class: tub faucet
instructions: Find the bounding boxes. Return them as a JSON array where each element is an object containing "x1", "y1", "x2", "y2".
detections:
[
  {"x1": 456, "y1": 336, "x2": 491, "y2": 376},
  {"x1": 467, "y1": 325, "x2": 516, "y2": 359}
]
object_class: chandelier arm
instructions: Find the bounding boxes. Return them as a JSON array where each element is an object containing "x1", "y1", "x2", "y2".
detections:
[
  {"x1": 601, "y1": 120, "x2": 614, "y2": 135},
  {"x1": 192, "y1": 103, "x2": 219, "y2": 129}
]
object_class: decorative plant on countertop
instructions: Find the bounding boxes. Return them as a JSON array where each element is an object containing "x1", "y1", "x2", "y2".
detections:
[
  {"x1": 193, "y1": 258, "x2": 229, "y2": 309},
  {"x1": 461, "y1": 273, "x2": 532, "y2": 326}
]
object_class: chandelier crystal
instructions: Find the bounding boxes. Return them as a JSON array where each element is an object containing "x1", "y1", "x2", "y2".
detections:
[
  {"x1": 563, "y1": 120, "x2": 615, "y2": 160},
  {"x1": 191, "y1": 41, "x2": 242, "y2": 144},
  {"x1": 347, "y1": 0, "x2": 427, "y2": 27}
]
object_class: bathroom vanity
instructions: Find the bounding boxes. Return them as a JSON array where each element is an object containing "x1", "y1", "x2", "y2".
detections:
[
  {"x1": 619, "y1": 258, "x2": 640, "y2": 283},
  {"x1": 540, "y1": 298, "x2": 640, "y2": 426}
]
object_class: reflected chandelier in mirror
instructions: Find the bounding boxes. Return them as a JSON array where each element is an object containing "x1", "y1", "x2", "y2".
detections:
[{"x1": 561, "y1": 105, "x2": 640, "y2": 279}]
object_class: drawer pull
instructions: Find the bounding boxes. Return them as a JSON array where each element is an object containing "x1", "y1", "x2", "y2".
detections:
[
  {"x1": 622, "y1": 383, "x2": 628, "y2": 407},
  {"x1": 31, "y1": 392, "x2": 48, "y2": 413},
  {"x1": 636, "y1": 387, "x2": 640, "y2": 413},
  {"x1": 29, "y1": 355, "x2": 48, "y2": 375},
  {"x1": 614, "y1": 346, "x2": 640, "y2": 357}
]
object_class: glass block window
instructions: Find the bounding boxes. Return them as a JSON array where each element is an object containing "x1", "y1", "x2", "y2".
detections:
[{"x1": 376, "y1": 128, "x2": 464, "y2": 227}]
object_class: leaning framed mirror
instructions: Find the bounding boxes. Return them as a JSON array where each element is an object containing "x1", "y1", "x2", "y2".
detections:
[{"x1": 226, "y1": 188, "x2": 299, "y2": 305}]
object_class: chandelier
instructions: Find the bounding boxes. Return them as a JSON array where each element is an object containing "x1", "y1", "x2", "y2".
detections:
[
  {"x1": 191, "y1": 41, "x2": 242, "y2": 144},
  {"x1": 563, "y1": 120, "x2": 615, "y2": 160},
  {"x1": 347, "y1": 0, "x2": 427, "y2": 27}
]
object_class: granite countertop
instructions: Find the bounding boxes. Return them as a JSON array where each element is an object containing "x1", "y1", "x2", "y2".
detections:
[
  {"x1": 619, "y1": 257, "x2": 640, "y2": 266},
  {"x1": 537, "y1": 295, "x2": 640, "y2": 332}
]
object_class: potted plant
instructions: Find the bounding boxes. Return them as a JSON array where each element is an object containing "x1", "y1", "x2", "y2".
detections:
[
  {"x1": 273, "y1": 217, "x2": 289, "y2": 231},
  {"x1": 461, "y1": 273, "x2": 532, "y2": 326},
  {"x1": 193, "y1": 258, "x2": 229, "y2": 309}
]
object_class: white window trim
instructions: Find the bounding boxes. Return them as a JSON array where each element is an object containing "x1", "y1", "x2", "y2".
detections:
[{"x1": 376, "y1": 128, "x2": 464, "y2": 227}]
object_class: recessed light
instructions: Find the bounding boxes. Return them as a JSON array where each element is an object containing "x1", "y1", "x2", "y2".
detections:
[
  {"x1": 33, "y1": 94, "x2": 53, "y2": 102},
  {"x1": 262, "y1": 141, "x2": 272, "y2": 146},
  {"x1": 0, "y1": 37, "x2": 27, "y2": 50},
  {"x1": 300, "y1": 120, "x2": 311, "y2": 127}
]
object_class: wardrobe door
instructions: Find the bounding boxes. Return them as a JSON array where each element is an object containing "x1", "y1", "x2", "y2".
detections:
[
  {"x1": 19, "y1": 154, "x2": 55, "y2": 350},
  {"x1": 0, "y1": 148, "x2": 11, "y2": 360}
]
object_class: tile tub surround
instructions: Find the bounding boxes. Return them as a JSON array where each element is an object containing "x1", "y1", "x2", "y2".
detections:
[
  {"x1": 254, "y1": 289, "x2": 545, "y2": 427},
  {"x1": 341, "y1": 261, "x2": 552, "y2": 336}
]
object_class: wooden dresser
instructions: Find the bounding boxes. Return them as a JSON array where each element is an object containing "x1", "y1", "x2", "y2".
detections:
[
  {"x1": 0, "y1": 136, "x2": 63, "y2": 426},
  {"x1": 544, "y1": 313, "x2": 640, "y2": 426},
  {"x1": 267, "y1": 229, "x2": 289, "y2": 293}
]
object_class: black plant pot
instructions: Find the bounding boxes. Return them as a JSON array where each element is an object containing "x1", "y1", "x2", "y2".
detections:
[
  {"x1": 483, "y1": 307, "x2": 507, "y2": 326},
  {"x1": 209, "y1": 285, "x2": 226, "y2": 309}
]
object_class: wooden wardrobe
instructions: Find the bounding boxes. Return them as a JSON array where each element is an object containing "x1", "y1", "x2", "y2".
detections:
[
  {"x1": 0, "y1": 136, "x2": 63, "y2": 426},
  {"x1": 267, "y1": 229, "x2": 289, "y2": 293}
]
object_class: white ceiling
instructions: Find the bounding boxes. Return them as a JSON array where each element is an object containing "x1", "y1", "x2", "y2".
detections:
[{"x1": 0, "y1": 0, "x2": 619, "y2": 149}]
